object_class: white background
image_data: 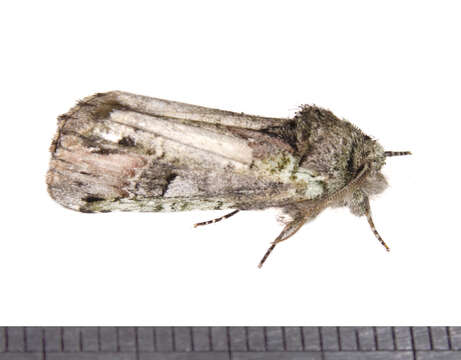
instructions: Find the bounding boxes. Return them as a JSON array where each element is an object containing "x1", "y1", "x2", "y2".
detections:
[{"x1": 1, "y1": 1, "x2": 460, "y2": 325}]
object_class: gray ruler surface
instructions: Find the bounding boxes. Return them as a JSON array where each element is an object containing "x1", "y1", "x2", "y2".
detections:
[{"x1": 0, "y1": 327, "x2": 460, "y2": 360}]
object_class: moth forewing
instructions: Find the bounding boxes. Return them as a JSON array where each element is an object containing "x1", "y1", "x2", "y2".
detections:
[
  {"x1": 115, "y1": 91, "x2": 289, "y2": 130},
  {"x1": 47, "y1": 91, "x2": 411, "y2": 267},
  {"x1": 48, "y1": 92, "x2": 318, "y2": 213}
]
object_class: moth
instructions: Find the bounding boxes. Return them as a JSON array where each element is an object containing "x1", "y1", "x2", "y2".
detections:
[{"x1": 47, "y1": 91, "x2": 411, "y2": 267}]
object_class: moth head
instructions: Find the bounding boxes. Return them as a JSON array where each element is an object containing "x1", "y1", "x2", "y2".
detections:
[
  {"x1": 362, "y1": 138, "x2": 412, "y2": 172},
  {"x1": 362, "y1": 139, "x2": 386, "y2": 172},
  {"x1": 359, "y1": 138, "x2": 411, "y2": 197}
]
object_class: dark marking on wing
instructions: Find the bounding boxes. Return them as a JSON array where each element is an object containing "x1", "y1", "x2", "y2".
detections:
[
  {"x1": 162, "y1": 173, "x2": 178, "y2": 196},
  {"x1": 92, "y1": 148, "x2": 120, "y2": 155},
  {"x1": 118, "y1": 136, "x2": 136, "y2": 147},
  {"x1": 83, "y1": 196, "x2": 106, "y2": 203}
]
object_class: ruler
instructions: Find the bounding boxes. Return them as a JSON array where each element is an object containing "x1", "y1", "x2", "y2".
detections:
[{"x1": 0, "y1": 327, "x2": 460, "y2": 359}]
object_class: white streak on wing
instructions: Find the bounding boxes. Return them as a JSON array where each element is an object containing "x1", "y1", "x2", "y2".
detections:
[
  {"x1": 97, "y1": 129, "x2": 123, "y2": 142},
  {"x1": 110, "y1": 110, "x2": 253, "y2": 165},
  {"x1": 114, "y1": 91, "x2": 288, "y2": 130}
]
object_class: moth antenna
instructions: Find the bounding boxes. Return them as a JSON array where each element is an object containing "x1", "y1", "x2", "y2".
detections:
[
  {"x1": 365, "y1": 203, "x2": 390, "y2": 252},
  {"x1": 259, "y1": 164, "x2": 373, "y2": 268},
  {"x1": 384, "y1": 151, "x2": 412, "y2": 157},
  {"x1": 258, "y1": 242, "x2": 277, "y2": 268},
  {"x1": 325, "y1": 163, "x2": 370, "y2": 204},
  {"x1": 258, "y1": 214, "x2": 310, "y2": 268},
  {"x1": 194, "y1": 210, "x2": 239, "y2": 228}
]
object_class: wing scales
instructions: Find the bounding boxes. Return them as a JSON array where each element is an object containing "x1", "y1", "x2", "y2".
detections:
[{"x1": 47, "y1": 91, "x2": 322, "y2": 213}]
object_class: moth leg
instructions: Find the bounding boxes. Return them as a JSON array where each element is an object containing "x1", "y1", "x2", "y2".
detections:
[
  {"x1": 258, "y1": 215, "x2": 309, "y2": 268},
  {"x1": 365, "y1": 204, "x2": 390, "y2": 252},
  {"x1": 194, "y1": 210, "x2": 240, "y2": 228}
]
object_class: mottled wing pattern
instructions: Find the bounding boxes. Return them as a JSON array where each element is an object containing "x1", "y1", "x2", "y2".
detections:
[{"x1": 47, "y1": 91, "x2": 323, "y2": 213}]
